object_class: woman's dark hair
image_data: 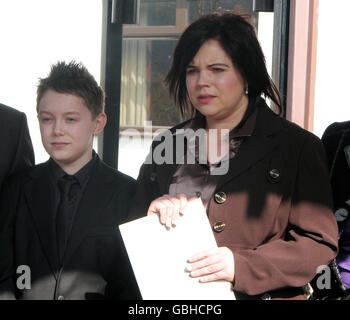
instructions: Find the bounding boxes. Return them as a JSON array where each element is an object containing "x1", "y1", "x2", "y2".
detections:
[{"x1": 165, "y1": 11, "x2": 282, "y2": 119}]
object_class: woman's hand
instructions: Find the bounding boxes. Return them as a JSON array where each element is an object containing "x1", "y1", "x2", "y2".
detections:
[
  {"x1": 147, "y1": 194, "x2": 189, "y2": 228},
  {"x1": 186, "y1": 247, "x2": 235, "y2": 283},
  {"x1": 147, "y1": 196, "x2": 235, "y2": 282}
]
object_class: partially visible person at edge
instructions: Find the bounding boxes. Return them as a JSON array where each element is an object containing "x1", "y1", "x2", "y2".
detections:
[
  {"x1": 322, "y1": 121, "x2": 350, "y2": 290},
  {"x1": 0, "y1": 103, "x2": 35, "y2": 193},
  {"x1": 129, "y1": 11, "x2": 338, "y2": 300}
]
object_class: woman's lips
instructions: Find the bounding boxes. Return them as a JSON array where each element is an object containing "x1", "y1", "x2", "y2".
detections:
[{"x1": 198, "y1": 95, "x2": 215, "y2": 104}]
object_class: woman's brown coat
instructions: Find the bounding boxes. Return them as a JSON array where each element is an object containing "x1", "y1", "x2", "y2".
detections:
[{"x1": 130, "y1": 98, "x2": 338, "y2": 299}]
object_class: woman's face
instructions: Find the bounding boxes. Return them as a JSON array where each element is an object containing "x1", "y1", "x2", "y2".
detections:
[{"x1": 186, "y1": 39, "x2": 248, "y2": 128}]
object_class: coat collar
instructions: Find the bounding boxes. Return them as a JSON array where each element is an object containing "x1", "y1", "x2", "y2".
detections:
[
  {"x1": 216, "y1": 99, "x2": 284, "y2": 188},
  {"x1": 153, "y1": 98, "x2": 285, "y2": 193}
]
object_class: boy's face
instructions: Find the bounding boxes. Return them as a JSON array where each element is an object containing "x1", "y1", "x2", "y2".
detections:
[{"x1": 37, "y1": 89, "x2": 106, "y2": 174}]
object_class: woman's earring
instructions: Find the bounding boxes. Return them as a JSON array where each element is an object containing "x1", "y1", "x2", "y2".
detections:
[{"x1": 245, "y1": 86, "x2": 249, "y2": 95}]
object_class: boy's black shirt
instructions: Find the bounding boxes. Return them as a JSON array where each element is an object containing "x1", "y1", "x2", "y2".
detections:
[{"x1": 48, "y1": 151, "x2": 98, "y2": 236}]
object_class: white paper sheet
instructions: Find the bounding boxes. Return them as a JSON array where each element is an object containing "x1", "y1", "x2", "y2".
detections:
[{"x1": 119, "y1": 198, "x2": 235, "y2": 300}]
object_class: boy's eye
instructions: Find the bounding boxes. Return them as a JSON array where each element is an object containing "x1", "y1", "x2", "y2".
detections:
[
  {"x1": 66, "y1": 117, "x2": 77, "y2": 122},
  {"x1": 40, "y1": 117, "x2": 52, "y2": 122}
]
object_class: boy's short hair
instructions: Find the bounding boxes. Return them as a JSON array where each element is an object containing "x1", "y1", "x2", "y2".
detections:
[{"x1": 37, "y1": 61, "x2": 105, "y2": 118}]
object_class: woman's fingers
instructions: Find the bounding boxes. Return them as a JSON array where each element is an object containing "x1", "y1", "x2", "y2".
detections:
[
  {"x1": 186, "y1": 247, "x2": 235, "y2": 282},
  {"x1": 147, "y1": 194, "x2": 189, "y2": 228}
]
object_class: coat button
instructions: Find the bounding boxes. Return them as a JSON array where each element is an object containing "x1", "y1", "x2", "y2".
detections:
[
  {"x1": 261, "y1": 293, "x2": 271, "y2": 300},
  {"x1": 269, "y1": 169, "x2": 280, "y2": 182},
  {"x1": 214, "y1": 192, "x2": 227, "y2": 204},
  {"x1": 335, "y1": 208, "x2": 349, "y2": 222},
  {"x1": 213, "y1": 221, "x2": 226, "y2": 233},
  {"x1": 150, "y1": 172, "x2": 156, "y2": 182},
  {"x1": 57, "y1": 295, "x2": 65, "y2": 300}
]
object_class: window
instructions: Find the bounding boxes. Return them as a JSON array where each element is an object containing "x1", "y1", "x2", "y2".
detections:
[
  {"x1": 120, "y1": 38, "x2": 179, "y2": 128},
  {"x1": 138, "y1": 0, "x2": 177, "y2": 26},
  {"x1": 187, "y1": 0, "x2": 257, "y2": 21}
]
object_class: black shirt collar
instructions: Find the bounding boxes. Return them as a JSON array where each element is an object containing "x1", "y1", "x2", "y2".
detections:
[{"x1": 49, "y1": 150, "x2": 98, "y2": 187}]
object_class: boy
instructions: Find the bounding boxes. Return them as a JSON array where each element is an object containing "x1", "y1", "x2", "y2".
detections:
[{"x1": 0, "y1": 61, "x2": 140, "y2": 300}]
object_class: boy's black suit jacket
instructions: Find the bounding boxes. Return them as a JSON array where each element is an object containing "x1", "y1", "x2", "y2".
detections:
[{"x1": 0, "y1": 156, "x2": 141, "y2": 300}]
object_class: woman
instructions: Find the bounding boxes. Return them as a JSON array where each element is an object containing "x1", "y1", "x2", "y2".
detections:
[{"x1": 130, "y1": 12, "x2": 338, "y2": 300}]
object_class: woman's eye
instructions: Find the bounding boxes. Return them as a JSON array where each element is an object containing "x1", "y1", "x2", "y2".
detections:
[
  {"x1": 186, "y1": 69, "x2": 197, "y2": 75},
  {"x1": 212, "y1": 68, "x2": 224, "y2": 72}
]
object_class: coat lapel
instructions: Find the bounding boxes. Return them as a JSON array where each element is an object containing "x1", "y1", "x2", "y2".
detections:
[
  {"x1": 217, "y1": 101, "x2": 285, "y2": 189},
  {"x1": 152, "y1": 127, "x2": 186, "y2": 195},
  {"x1": 154, "y1": 100, "x2": 285, "y2": 192},
  {"x1": 156, "y1": 163, "x2": 179, "y2": 195},
  {"x1": 23, "y1": 162, "x2": 59, "y2": 277}
]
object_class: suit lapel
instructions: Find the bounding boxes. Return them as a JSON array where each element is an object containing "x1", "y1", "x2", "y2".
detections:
[
  {"x1": 23, "y1": 162, "x2": 59, "y2": 277},
  {"x1": 217, "y1": 102, "x2": 285, "y2": 189},
  {"x1": 62, "y1": 159, "x2": 115, "y2": 264}
]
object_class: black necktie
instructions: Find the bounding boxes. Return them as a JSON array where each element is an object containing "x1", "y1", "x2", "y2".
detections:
[{"x1": 56, "y1": 175, "x2": 77, "y2": 264}]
